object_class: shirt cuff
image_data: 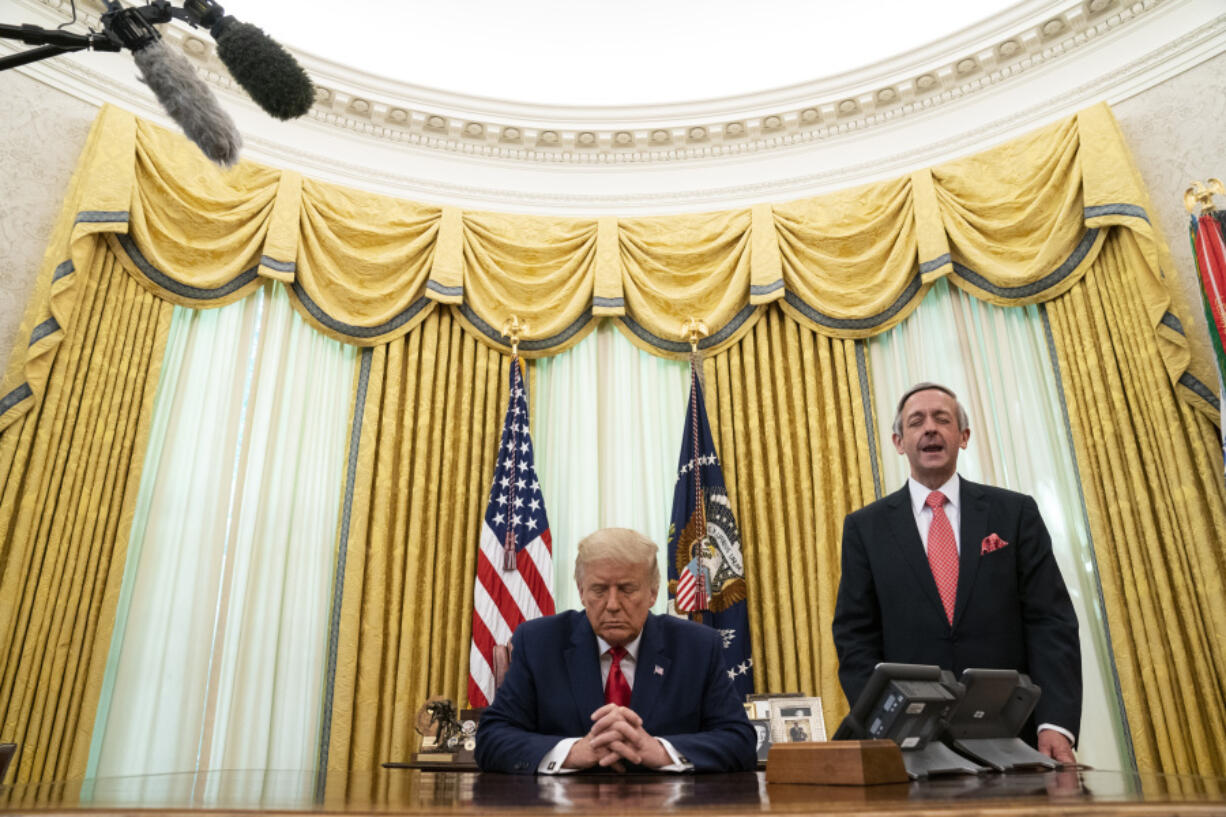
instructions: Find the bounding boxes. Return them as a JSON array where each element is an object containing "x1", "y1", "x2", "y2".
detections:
[
  {"x1": 655, "y1": 738, "x2": 694, "y2": 772},
  {"x1": 1037, "y1": 723, "x2": 1076, "y2": 745},
  {"x1": 537, "y1": 738, "x2": 581, "y2": 774}
]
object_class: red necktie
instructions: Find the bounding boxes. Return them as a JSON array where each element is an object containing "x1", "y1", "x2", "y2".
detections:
[
  {"x1": 605, "y1": 646, "x2": 632, "y2": 707},
  {"x1": 925, "y1": 491, "x2": 958, "y2": 625}
]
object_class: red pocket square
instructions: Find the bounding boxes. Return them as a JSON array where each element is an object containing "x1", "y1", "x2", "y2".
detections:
[{"x1": 980, "y1": 533, "x2": 1009, "y2": 555}]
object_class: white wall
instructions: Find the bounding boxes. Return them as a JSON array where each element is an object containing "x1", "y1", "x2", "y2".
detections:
[
  {"x1": 1112, "y1": 49, "x2": 1226, "y2": 374},
  {"x1": 0, "y1": 70, "x2": 95, "y2": 363}
]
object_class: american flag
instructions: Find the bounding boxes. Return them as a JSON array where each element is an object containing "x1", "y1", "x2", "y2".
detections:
[{"x1": 468, "y1": 357, "x2": 555, "y2": 708}]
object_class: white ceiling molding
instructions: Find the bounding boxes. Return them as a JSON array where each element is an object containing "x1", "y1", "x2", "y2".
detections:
[{"x1": 3, "y1": 0, "x2": 1224, "y2": 213}]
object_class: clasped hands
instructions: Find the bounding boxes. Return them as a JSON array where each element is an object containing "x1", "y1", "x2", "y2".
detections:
[{"x1": 563, "y1": 703, "x2": 671, "y2": 771}]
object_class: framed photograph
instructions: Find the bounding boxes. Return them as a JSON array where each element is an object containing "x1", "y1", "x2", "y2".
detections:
[
  {"x1": 745, "y1": 691, "x2": 802, "y2": 721},
  {"x1": 769, "y1": 696, "x2": 826, "y2": 743},
  {"x1": 750, "y1": 718, "x2": 772, "y2": 762}
]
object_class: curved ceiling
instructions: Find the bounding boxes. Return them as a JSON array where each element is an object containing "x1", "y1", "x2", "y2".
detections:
[
  {"x1": 247, "y1": 0, "x2": 1018, "y2": 106},
  {"x1": 8, "y1": 0, "x2": 1224, "y2": 212}
]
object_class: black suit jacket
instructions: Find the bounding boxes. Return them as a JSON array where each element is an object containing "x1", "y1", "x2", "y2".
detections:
[
  {"x1": 475, "y1": 610, "x2": 756, "y2": 773},
  {"x1": 831, "y1": 478, "x2": 1081, "y2": 738}
]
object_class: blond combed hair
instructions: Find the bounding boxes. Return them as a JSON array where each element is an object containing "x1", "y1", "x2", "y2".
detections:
[{"x1": 574, "y1": 527, "x2": 659, "y2": 590}]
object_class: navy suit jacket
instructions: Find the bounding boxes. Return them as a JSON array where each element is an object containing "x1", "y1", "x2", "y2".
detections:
[
  {"x1": 831, "y1": 479, "x2": 1082, "y2": 739},
  {"x1": 475, "y1": 610, "x2": 756, "y2": 773}
]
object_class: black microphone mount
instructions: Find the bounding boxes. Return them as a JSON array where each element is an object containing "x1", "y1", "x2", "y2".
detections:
[
  {"x1": 0, "y1": 3, "x2": 178, "y2": 70},
  {"x1": 0, "y1": 22, "x2": 117, "y2": 72},
  {"x1": 1, "y1": 1, "x2": 314, "y2": 120}
]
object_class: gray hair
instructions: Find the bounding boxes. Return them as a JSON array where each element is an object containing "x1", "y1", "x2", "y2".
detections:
[
  {"x1": 892, "y1": 382, "x2": 970, "y2": 436},
  {"x1": 574, "y1": 528, "x2": 659, "y2": 590}
]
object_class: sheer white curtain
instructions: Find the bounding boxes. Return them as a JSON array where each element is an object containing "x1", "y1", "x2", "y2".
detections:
[
  {"x1": 86, "y1": 283, "x2": 357, "y2": 779},
  {"x1": 867, "y1": 278, "x2": 1132, "y2": 771},
  {"x1": 533, "y1": 322, "x2": 690, "y2": 613}
]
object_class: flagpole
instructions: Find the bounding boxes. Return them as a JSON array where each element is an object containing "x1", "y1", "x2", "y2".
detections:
[
  {"x1": 1185, "y1": 179, "x2": 1226, "y2": 482},
  {"x1": 500, "y1": 315, "x2": 528, "y2": 573},
  {"x1": 682, "y1": 317, "x2": 710, "y2": 621},
  {"x1": 469, "y1": 313, "x2": 555, "y2": 707}
]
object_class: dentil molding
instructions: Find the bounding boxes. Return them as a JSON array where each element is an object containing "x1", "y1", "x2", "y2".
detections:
[{"x1": 2, "y1": 0, "x2": 1224, "y2": 212}]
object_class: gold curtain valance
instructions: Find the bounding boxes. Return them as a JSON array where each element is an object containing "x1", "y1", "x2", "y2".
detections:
[{"x1": 0, "y1": 102, "x2": 1215, "y2": 433}]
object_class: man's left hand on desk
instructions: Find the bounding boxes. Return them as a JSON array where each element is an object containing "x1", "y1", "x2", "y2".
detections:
[{"x1": 1037, "y1": 729, "x2": 1076, "y2": 764}]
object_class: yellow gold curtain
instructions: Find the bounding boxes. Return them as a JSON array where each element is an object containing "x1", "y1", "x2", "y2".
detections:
[
  {"x1": 0, "y1": 247, "x2": 172, "y2": 784},
  {"x1": 701, "y1": 307, "x2": 880, "y2": 737},
  {"x1": 615, "y1": 208, "x2": 760, "y2": 356},
  {"x1": 1047, "y1": 229, "x2": 1226, "y2": 777},
  {"x1": 775, "y1": 177, "x2": 920, "y2": 337},
  {"x1": 457, "y1": 211, "x2": 599, "y2": 354},
  {"x1": 293, "y1": 177, "x2": 440, "y2": 345},
  {"x1": 325, "y1": 308, "x2": 509, "y2": 793},
  {"x1": 5, "y1": 102, "x2": 1212, "y2": 406},
  {"x1": 932, "y1": 115, "x2": 1090, "y2": 304},
  {"x1": 2, "y1": 97, "x2": 1223, "y2": 785}
]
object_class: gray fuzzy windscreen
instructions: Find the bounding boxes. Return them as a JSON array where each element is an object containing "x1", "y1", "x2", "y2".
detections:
[{"x1": 134, "y1": 40, "x2": 242, "y2": 167}]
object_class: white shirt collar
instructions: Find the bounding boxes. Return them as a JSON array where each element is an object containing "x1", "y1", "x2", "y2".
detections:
[
  {"x1": 596, "y1": 631, "x2": 643, "y2": 661},
  {"x1": 907, "y1": 473, "x2": 961, "y2": 514}
]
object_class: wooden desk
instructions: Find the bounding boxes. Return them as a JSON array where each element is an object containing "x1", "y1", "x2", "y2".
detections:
[{"x1": 1, "y1": 768, "x2": 1224, "y2": 816}]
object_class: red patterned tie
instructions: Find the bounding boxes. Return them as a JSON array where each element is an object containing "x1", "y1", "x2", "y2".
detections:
[
  {"x1": 925, "y1": 491, "x2": 959, "y2": 625},
  {"x1": 605, "y1": 646, "x2": 632, "y2": 707}
]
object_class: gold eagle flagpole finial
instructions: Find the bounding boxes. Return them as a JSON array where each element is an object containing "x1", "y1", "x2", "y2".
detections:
[
  {"x1": 501, "y1": 315, "x2": 529, "y2": 358},
  {"x1": 681, "y1": 317, "x2": 709, "y2": 355},
  {"x1": 1185, "y1": 179, "x2": 1224, "y2": 215}
]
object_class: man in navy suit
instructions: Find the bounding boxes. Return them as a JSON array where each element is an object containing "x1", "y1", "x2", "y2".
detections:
[
  {"x1": 476, "y1": 528, "x2": 756, "y2": 774},
  {"x1": 832, "y1": 382, "x2": 1081, "y2": 763}
]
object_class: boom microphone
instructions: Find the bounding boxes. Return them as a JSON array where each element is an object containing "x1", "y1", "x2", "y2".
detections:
[
  {"x1": 103, "y1": 3, "x2": 242, "y2": 166},
  {"x1": 183, "y1": 0, "x2": 315, "y2": 120},
  {"x1": 133, "y1": 40, "x2": 243, "y2": 165}
]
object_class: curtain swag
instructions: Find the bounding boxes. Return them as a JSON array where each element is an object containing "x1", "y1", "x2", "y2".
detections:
[{"x1": 0, "y1": 102, "x2": 1218, "y2": 434}]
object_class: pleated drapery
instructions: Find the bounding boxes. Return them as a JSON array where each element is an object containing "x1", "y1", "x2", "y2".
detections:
[
  {"x1": 2, "y1": 103, "x2": 1215, "y2": 431},
  {"x1": 0, "y1": 95, "x2": 1222, "y2": 785},
  {"x1": 0, "y1": 249, "x2": 172, "y2": 784},
  {"x1": 324, "y1": 310, "x2": 509, "y2": 792},
  {"x1": 1047, "y1": 231, "x2": 1226, "y2": 778},
  {"x1": 700, "y1": 308, "x2": 879, "y2": 735}
]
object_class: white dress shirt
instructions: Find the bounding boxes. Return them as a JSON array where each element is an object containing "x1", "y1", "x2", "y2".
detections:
[
  {"x1": 537, "y1": 631, "x2": 690, "y2": 773},
  {"x1": 905, "y1": 473, "x2": 1074, "y2": 746}
]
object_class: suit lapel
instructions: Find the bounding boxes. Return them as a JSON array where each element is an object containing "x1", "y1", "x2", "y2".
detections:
[
  {"x1": 629, "y1": 614, "x2": 670, "y2": 725},
  {"x1": 886, "y1": 484, "x2": 948, "y2": 625},
  {"x1": 563, "y1": 613, "x2": 606, "y2": 727},
  {"x1": 953, "y1": 479, "x2": 987, "y2": 630}
]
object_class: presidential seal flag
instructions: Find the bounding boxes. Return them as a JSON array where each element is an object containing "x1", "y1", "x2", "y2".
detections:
[
  {"x1": 468, "y1": 357, "x2": 555, "y2": 708},
  {"x1": 666, "y1": 361, "x2": 754, "y2": 698}
]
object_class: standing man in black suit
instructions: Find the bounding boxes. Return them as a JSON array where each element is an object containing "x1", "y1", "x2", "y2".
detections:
[{"x1": 832, "y1": 382, "x2": 1081, "y2": 762}]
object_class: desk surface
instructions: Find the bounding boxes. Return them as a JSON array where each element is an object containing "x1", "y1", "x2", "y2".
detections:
[{"x1": 2, "y1": 769, "x2": 1225, "y2": 816}]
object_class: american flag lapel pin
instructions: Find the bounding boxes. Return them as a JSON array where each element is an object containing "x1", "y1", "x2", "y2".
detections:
[{"x1": 654, "y1": 665, "x2": 664, "y2": 676}]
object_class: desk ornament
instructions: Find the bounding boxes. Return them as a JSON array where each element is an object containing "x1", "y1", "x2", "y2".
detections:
[{"x1": 384, "y1": 696, "x2": 480, "y2": 769}]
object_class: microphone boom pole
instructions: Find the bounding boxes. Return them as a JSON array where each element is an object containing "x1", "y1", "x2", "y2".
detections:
[
  {"x1": 0, "y1": 23, "x2": 118, "y2": 71},
  {"x1": 4, "y1": 0, "x2": 316, "y2": 163}
]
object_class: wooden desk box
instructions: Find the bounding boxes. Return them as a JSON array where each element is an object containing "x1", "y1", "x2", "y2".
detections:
[{"x1": 765, "y1": 740, "x2": 908, "y2": 786}]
